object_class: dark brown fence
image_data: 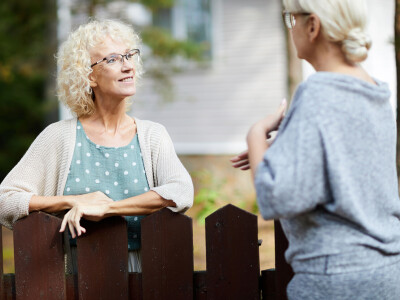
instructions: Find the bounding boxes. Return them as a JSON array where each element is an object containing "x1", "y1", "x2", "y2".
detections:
[{"x1": 0, "y1": 204, "x2": 293, "y2": 300}]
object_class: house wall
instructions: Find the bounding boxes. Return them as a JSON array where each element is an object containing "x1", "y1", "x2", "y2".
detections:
[{"x1": 131, "y1": 0, "x2": 287, "y2": 155}]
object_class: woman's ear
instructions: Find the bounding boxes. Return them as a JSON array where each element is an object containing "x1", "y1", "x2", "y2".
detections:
[
  {"x1": 89, "y1": 72, "x2": 98, "y2": 88},
  {"x1": 307, "y1": 14, "x2": 321, "y2": 43}
]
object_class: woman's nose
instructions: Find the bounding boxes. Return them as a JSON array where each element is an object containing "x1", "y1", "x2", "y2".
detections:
[{"x1": 121, "y1": 58, "x2": 134, "y2": 71}]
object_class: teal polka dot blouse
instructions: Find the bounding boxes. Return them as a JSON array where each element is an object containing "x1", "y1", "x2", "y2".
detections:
[{"x1": 63, "y1": 120, "x2": 149, "y2": 250}]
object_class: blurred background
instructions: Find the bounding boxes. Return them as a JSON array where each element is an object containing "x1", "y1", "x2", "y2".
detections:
[{"x1": 1, "y1": 0, "x2": 396, "y2": 273}]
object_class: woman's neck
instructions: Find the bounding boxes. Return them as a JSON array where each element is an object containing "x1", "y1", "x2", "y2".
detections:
[
  {"x1": 81, "y1": 97, "x2": 132, "y2": 136},
  {"x1": 308, "y1": 42, "x2": 375, "y2": 85}
]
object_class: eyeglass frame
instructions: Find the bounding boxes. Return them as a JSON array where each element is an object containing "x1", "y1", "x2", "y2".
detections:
[
  {"x1": 90, "y1": 49, "x2": 141, "y2": 68},
  {"x1": 282, "y1": 11, "x2": 311, "y2": 29}
]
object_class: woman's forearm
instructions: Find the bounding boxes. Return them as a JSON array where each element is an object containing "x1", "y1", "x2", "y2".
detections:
[
  {"x1": 247, "y1": 126, "x2": 270, "y2": 179},
  {"x1": 29, "y1": 195, "x2": 75, "y2": 213},
  {"x1": 105, "y1": 191, "x2": 176, "y2": 217},
  {"x1": 59, "y1": 191, "x2": 176, "y2": 237},
  {"x1": 246, "y1": 101, "x2": 287, "y2": 179}
]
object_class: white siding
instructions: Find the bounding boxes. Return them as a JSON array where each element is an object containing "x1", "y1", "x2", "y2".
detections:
[{"x1": 131, "y1": 0, "x2": 287, "y2": 154}]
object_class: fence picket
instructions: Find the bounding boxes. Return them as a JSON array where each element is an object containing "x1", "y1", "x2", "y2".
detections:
[
  {"x1": 260, "y1": 269, "x2": 276, "y2": 300},
  {"x1": 274, "y1": 221, "x2": 293, "y2": 300},
  {"x1": 13, "y1": 212, "x2": 65, "y2": 300},
  {"x1": 193, "y1": 271, "x2": 207, "y2": 300},
  {"x1": 141, "y1": 208, "x2": 193, "y2": 300},
  {"x1": 205, "y1": 204, "x2": 260, "y2": 300},
  {"x1": 76, "y1": 217, "x2": 129, "y2": 300},
  {"x1": 128, "y1": 273, "x2": 142, "y2": 300},
  {"x1": 3, "y1": 274, "x2": 15, "y2": 300},
  {"x1": 65, "y1": 274, "x2": 77, "y2": 300}
]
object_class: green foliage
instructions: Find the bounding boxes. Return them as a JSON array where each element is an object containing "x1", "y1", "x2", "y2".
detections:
[
  {"x1": 0, "y1": 0, "x2": 52, "y2": 181},
  {"x1": 251, "y1": 198, "x2": 259, "y2": 214},
  {"x1": 138, "y1": 0, "x2": 175, "y2": 11},
  {"x1": 141, "y1": 27, "x2": 204, "y2": 61},
  {"x1": 140, "y1": 26, "x2": 206, "y2": 102},
  {"x1": 193, "y1": 169, "x2": 227, "y2": 224},
  {"x1": 194, "y1": 187, "x2": 221, "y2": 224},
  {"x1": 3, "y1": 247, "x2": 15, "y2": 273}
]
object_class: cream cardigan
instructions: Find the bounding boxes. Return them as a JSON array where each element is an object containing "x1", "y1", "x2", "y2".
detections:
[{"x1": 0, "y1": 118, "x2": 193, "y2": 229}]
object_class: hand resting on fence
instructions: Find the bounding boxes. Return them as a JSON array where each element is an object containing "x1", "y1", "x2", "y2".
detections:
[{"x1": 57, "y1": 190, "x2": 176, "y2": 238}]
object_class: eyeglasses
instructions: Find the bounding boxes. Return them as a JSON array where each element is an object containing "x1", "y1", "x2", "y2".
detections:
[
  {"x1": 282, "y1": 11, "x2": 311, "y2": 29},
  {"x1": 91, "y1": 49, "x2": 140, "y2": 68}
]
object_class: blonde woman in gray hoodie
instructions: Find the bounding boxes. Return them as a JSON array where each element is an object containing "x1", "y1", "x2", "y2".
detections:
[{"x1": 232, "y1": 0, "x2": 400, "y2": 299}]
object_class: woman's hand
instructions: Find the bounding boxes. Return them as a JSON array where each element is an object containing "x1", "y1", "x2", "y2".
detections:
[
  {"x1": 231, "y1": 150, "x2": 251, "y2": 170},
  {"x1": 246, "y1": 99, "x2": 287, "y2": 178},
  {"x1": 231, "y1": 137, "x2": 277, "y2": 171},
  {"x1": 231, "y1": 99, "x2": 287, "y2": 173},
  {"x1": 248, "y1": 99, "x2": 287, "y2": 138},
  {"x1": 59, "y1": 191, "x2": 113, "y2": 238}
]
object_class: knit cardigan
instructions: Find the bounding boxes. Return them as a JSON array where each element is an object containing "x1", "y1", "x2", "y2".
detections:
[{"x1": 0, "y1": 117, "x2": 194, "y2": 229}]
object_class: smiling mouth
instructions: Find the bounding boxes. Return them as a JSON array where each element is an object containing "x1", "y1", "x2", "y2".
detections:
[{"x1": 119, "y1": 77, "x2": 133, "y2": 82}]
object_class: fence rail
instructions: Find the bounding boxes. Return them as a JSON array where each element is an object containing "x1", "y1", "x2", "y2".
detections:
[{"x1": 0, "y1": 204, "x2": 293, "y2": 300}]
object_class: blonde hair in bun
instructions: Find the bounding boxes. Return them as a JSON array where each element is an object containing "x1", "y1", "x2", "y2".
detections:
[
  {"x1": 342, "y1": 27, "x2": 372, "y2": 63},
  {"x1": 283, "y1": 0, "x2": 372, "y2": 63}
]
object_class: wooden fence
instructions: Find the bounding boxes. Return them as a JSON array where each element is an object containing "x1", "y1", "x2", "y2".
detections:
[{"x1": 0, "y1": 204, "x2": 293, "y2": 300}]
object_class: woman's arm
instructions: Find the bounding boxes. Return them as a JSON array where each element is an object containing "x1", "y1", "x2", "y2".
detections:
[
  {"x1": 144, "y1": 122, "x2": 194, "y2": 213},
  {"x1": 106, "y1": 191, "x2": 176, "y2": 216},
  {"x1": 29, "y1": 195, "x2": 75, "y2": 213},
  {"x1": 29, "y1": 191, "x2": 118, "y2": 213},
  {"x1": 0, "y1": 121, "x2": 74, "y2": 229},
  {"x1": 59, "y1": 191, "x2": 176, "y2": 238},
  {"x1": 253, "y1": 103, "x2": 329, "y2": 220}
]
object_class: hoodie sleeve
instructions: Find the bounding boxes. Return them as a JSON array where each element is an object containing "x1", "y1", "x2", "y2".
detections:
[{"x1": 255, "y1": 106, "x2": 329, "y2": 220}]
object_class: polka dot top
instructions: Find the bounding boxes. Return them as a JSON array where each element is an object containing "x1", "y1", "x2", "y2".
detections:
[{"x1": 63, "y1": 120, "x2": 149, "y2": 251}]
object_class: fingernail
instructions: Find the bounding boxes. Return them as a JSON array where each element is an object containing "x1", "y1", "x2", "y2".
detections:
[{"x1": 281, "y1": 98, "x2": 287, "y2": 106}]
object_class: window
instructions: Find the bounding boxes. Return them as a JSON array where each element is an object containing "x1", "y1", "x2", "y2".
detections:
[{"x1": 153, "y1": 0, "x2": 212, "y2": 58}]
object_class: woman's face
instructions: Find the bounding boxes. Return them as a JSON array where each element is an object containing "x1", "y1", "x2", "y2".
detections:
[{"x1": 89, "y1": 37, "x2": 137, "y2": 101}]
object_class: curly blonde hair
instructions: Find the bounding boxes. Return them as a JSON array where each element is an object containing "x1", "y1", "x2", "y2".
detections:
[{"x1": 57, "y1": 19, "x2": 143, "y2": 117}]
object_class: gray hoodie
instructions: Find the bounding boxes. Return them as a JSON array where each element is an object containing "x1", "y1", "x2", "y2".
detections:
[{"x1": 255, "y1": 72, "x2": 400, "y2": 274}]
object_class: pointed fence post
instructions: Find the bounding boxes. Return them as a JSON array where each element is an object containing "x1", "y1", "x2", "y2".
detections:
[
  {"x1": 76, "y1": 217, "x2": 128, "y2": 300},
  {"x1": 205, "y1": 204, "x2": 260, "y2": 300},
  {"x1": 128, "y1": 273, "x2": 142, "y2": 300},
  {"x1": 141, "y1": 208, "x2": 193, "y2": 300},
  {"x1": 274, "y1": 220, "x2": 294, "y2": 300},
  {"x1": 193, "y1": 271, "x2": 207, "y2": 300},
  {"x1": 13, "y1": 212, "x2": 65, "y2": 300},
  {"x1": 3, "y1": 274, "x2": 15, "y2": 300},
  {"x1": 65, "y1": 274, "x2": 77, "y2": 300},
  {"x1": 260, "y1": 269, "x2": 276, "y2": 300}
]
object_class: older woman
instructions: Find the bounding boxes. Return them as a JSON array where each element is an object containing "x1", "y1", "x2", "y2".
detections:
[
  {"x1": 0, "y1": 19, "x2": 193, "y2": 272},
  {"x1": 232, "y1": 0, "x2": 400, "y2": 299}
]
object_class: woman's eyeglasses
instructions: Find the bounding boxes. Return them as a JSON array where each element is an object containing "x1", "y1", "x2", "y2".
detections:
[
  {"x1": 91, "y1": 49, "x2": 140, "y2": 68},
  {"x1": 282, "y1": 11, "x2": 311, "y2": 29}
]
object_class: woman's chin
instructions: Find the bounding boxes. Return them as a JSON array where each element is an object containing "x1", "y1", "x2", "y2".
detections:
[{"x1": 120, "y1": 88, "x2": 136, "y2": 98}]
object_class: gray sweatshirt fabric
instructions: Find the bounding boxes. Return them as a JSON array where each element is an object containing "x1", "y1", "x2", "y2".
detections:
[{"x1": 255, "y1": 72, "x2": 400, "y2": 275}]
